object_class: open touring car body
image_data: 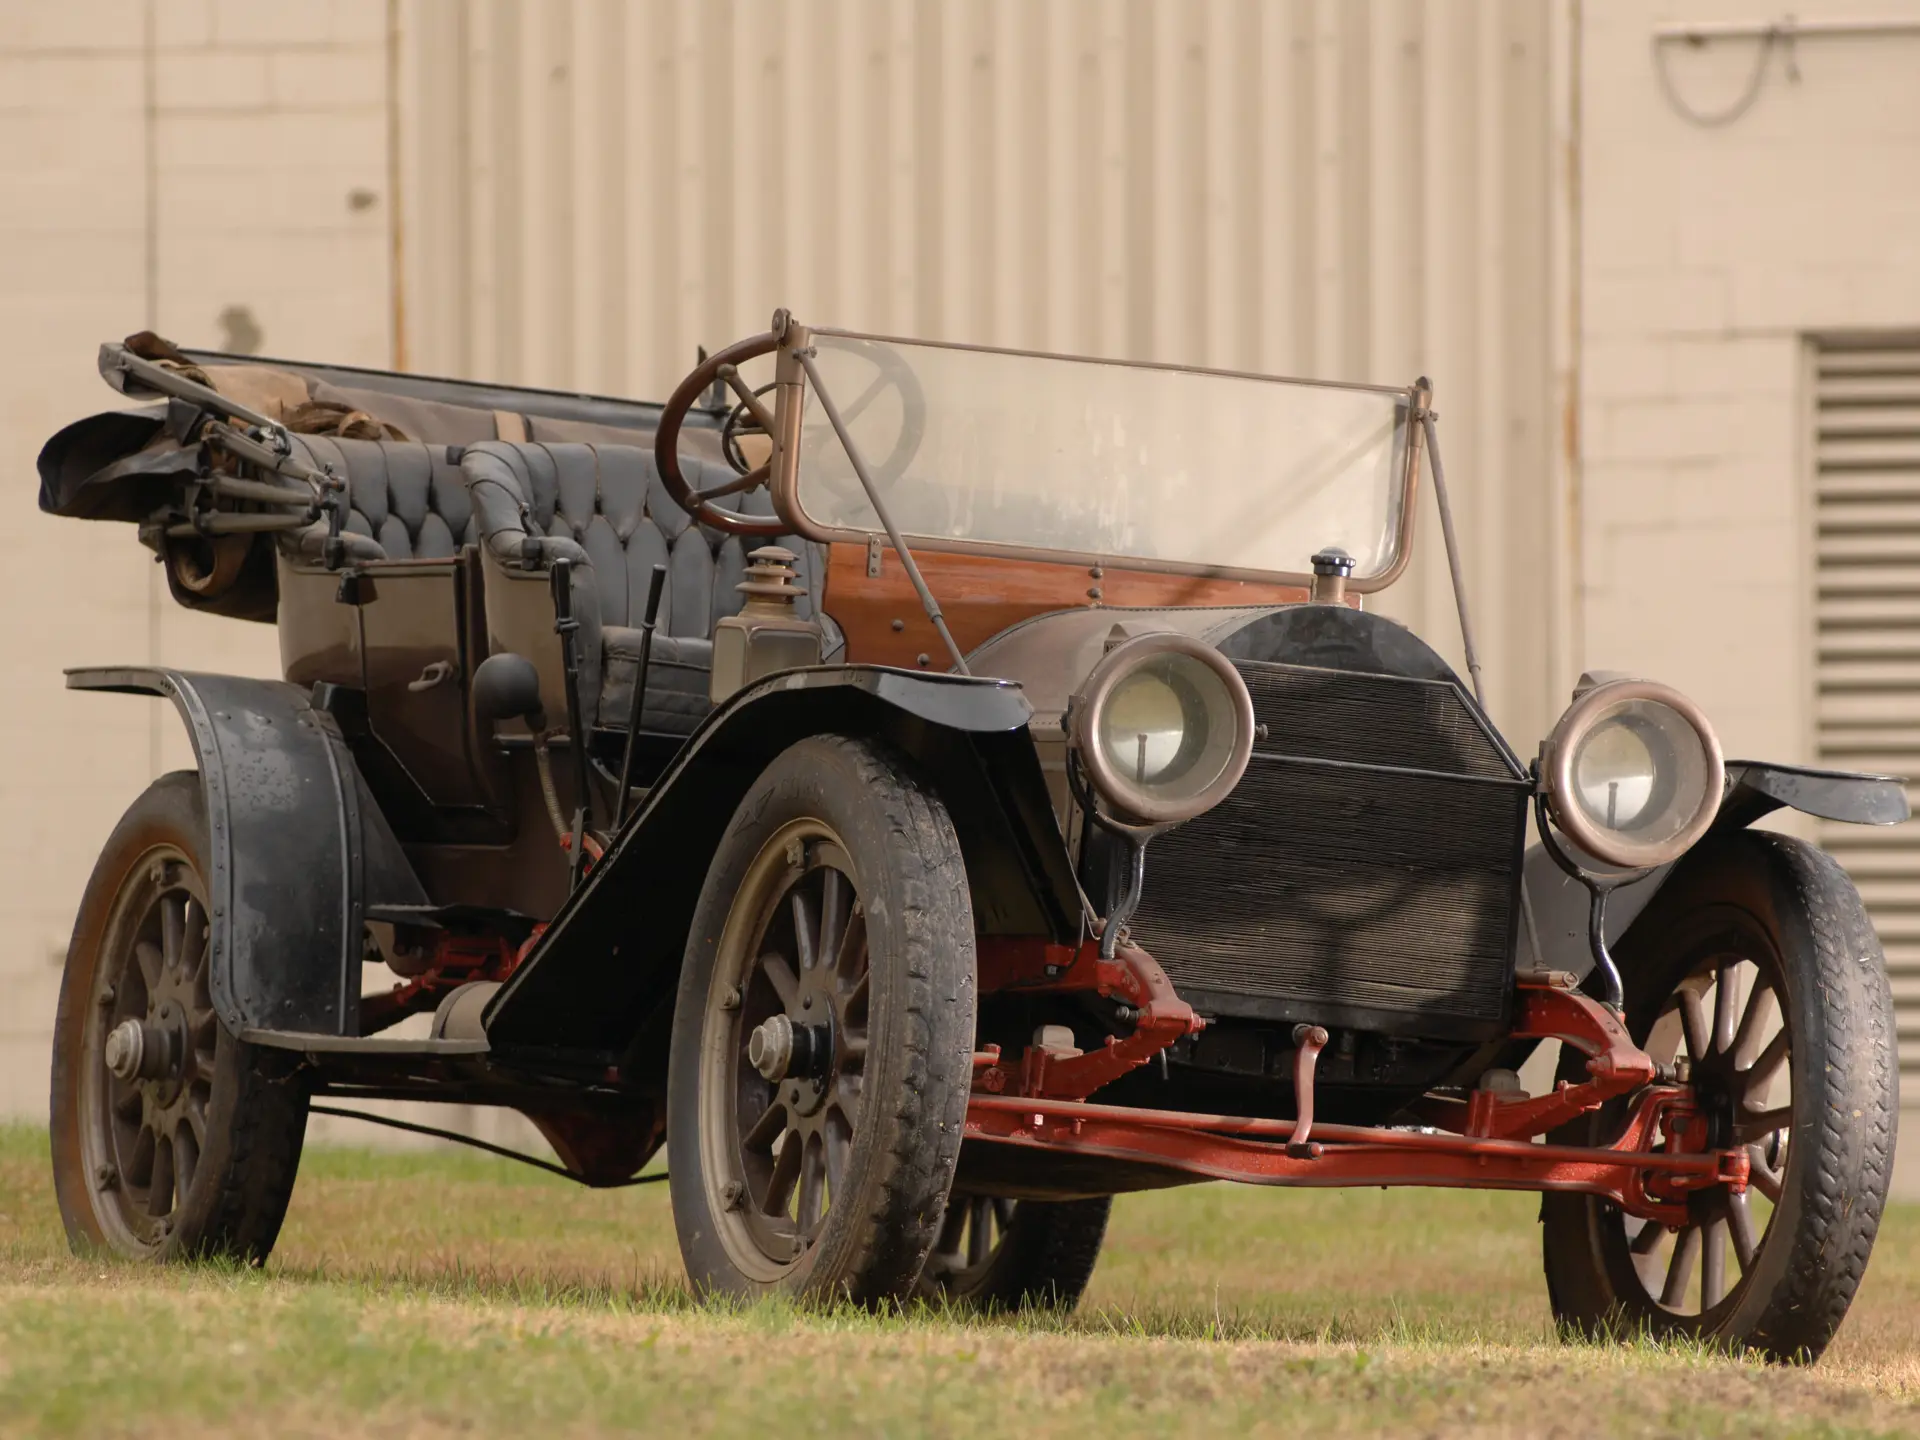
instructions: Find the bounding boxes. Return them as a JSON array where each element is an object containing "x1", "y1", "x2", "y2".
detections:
[{"x1": 40, "y1": 313, "x2": 1908, "y2": 1359}]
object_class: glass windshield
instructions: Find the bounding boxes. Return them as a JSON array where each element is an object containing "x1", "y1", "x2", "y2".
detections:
[{"x1": 792, "y1": 330, "x2": 1414, "y2": 581}]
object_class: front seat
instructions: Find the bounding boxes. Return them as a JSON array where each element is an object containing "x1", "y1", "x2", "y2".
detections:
[{"x1": 459, "y1": 441, "x2": 839, "y2": 735}]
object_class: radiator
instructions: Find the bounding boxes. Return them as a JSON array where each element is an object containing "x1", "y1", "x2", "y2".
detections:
[{"x1": 1126, "y1": 661, "x2": 1531, "y2": 1042}]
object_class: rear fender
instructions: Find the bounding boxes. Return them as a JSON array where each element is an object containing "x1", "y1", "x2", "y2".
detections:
[
  {"x1": 483, "y1": 665, "x2": 1080, "y2": 1057},
  {"x1": 68, "y1": 667, "x2": 428, "y2": 1035},
  {"x1": 1521, "y1": 760, "x2": 1908, "y2": 982}
]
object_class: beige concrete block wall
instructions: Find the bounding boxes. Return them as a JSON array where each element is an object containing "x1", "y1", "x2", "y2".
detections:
[
  {"x1": 1577, "y1": 0, "x2": 1920, "y2": 761},
  {"x1": 0, "y1": 1, "x2": 391, "y2": 1125},
  {"x1": 1578, "y1": 1, "x2": 1920, "y2": 1161}
]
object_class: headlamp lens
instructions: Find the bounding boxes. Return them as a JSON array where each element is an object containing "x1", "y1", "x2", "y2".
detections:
[
  {"x1": 1093, "y1": 651, "x2": 1241, "y2": 814},
  {"x1": 1568, "y1": 699, "x2": 1711, "y2": 849}
]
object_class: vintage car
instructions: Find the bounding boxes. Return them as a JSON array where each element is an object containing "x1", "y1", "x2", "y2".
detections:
[{"x1": 37, "y1": 313, "x2": 1906, "y2": 1360}]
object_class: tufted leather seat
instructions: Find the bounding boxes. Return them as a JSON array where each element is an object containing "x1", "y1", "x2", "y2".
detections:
[
  {"x1": 459, "y1": 442, "x2": 837, "y2": 735},
  {"x1": 280, "y1": 435, "x2": 478, "y2": 565}
]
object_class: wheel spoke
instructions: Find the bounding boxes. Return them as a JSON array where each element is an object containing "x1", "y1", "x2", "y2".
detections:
[
  {"x1": 834, "y1": 909, "x2": 867, "y2": 984},
  {"x1": 824, "y1": 1107, "x2": 852, "y2": 1198},
  {"x1": 1734, "y1": 1107, "x2": 1793, "y2": 1146},
  {"x1": 694, "y1": 464, "x2": 770, "y2": 504},
  {"x1": 111, "y1": 1084, "x2": 143, "y2": 1123},
  {"x1": 719, "y1": 365, "x2": 778, "y2": 431},
  {"x1": 182, "y1": 1095, "x2": 208, "y2": 1148},
  {"x1": 1742, "y1": 1028, "x2": 1791, "y2": 1103},
  {"x1": 817, "y1": 870, "x2": 847, "y2": 980},
  {"x1": 1730, "y1": 980, "x2": 1778, "y2": 1070},
  {"x1": 161, "y1": 893, "x2": 186, "y2": 976},
  {"x1": 1678, "y1": 988, "x2": 1710, "y2": 1062},
  {"x1": 837, "y1": 1033, "x2": 869, "y2": 1071},
  {"x1": 1700, "y1": 1217, "x2": 1728, "y2": 1309},
  {"x1": 126, "y1": 1124, "x2": 156, "y2": 1187},
  {"x1": 843, "y1": 969, "x2": 869, "y2": 1025},
  {"x1": 146, "y1": 1134, "x2": 175, "y2": 1218},
  {"x1": 796, "y1": 1137, "x2": 826, "y2": 1236},
  {"x1": 791, "y1": 892, "x2": 819, "y2": 973},
  {"x1": 763, "y1": 1130, "x2": 802, "y2": 1217},
  {"x1": 1728, "y1": 1191, "x2": 1759, "y2": 1274},
  {"x1": 934, "y1": 1202, "x2": 968, "y2": 1263},
  {"x1": 761, "y1": 953, "x2": 800, "y2": 1012},
  {"x1": 1748, "y1": 1145, "x2": 1785, "y2": 1203},
  {"x1": 742, "y1": 1099, "x2": 788, "y2": 1153},
  {"x1": 1630, "y1": 1219, "x2": 1667, "y2": 1256},
  {"x1": 1711, "y1": 962, "x2": 1738, "y2": 1056},
  {"x1": 993, "y1": 1198, "x2": 1017, "y2": 1231},
  {"x1": 173, "y1": 1120, "x2": 199, "y2": 1200},
  {"x1": 1661, "y1": 1226, "x2": 1700, "y2": 1308},
  {"x1": 133, "y1": 940, "x2": 163, "y2": 994},
  {"x1": 966, "y1": 1196, "x2": 992, "y2": 1267}
]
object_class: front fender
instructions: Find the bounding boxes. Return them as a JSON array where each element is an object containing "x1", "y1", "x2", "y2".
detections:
[
  {"x1": 1521, "y1": 759, "x2": 1908, "y2": 981},
  {"x1": 484, "y1": 665, "x2": 1081, "y2": 1057},
  {"x1": 67, "y1": 667, "x2": 427, "y2": 1035}
]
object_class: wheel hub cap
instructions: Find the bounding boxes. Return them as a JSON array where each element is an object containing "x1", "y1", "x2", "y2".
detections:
[
  {"x1": 104, "y1": 1013, "x2": 185, "y2": 1083},
  {"x1": 747, "y1": 1013, "x2": 833, "y2": 1082}
]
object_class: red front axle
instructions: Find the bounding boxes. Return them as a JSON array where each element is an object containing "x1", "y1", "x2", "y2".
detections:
[{"x1": 969, "y1": 939, "x2": 1747, "y2": 1224}]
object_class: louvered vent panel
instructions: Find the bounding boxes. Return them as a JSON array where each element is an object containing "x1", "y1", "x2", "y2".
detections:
[{"x1": 1813, "y1": 340, "x2": 1920, "y2": 1098}]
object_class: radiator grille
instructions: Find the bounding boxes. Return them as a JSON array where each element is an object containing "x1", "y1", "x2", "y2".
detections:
[{"x1": 1128, "y1": 662, "x2": 1529, "y2": 1039}]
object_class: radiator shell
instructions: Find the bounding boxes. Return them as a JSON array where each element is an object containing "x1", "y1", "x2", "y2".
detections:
[{"x1": 1127, "y1": 660, "x2": 1530, "y2": 1042}]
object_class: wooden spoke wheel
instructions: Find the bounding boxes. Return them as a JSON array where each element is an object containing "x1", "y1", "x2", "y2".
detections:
[
  {"x1": 50, "y1": 773, "x2": 307, "y2": 1263},
  {"x1": 709, "y1": 825, "x2": 870, "y2": 1271},
  {"x1": 1541, "y1": 832, "x2": 1895, "y2": 1362},
  {"x1": 918, "y1": 1192, "x2": 1112, "y2": 1311},
  {"x1": 668, "y1": 736, "x2": 975, "y2": 1303},
  {"x1": 1621, "y1": 951, "x2": 1792, "y2": 1316}
]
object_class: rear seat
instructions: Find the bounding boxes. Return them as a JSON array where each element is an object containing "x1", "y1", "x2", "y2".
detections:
[
  {"x1": 282, "y1": 435, "x2": 477, "y2": 563},
  {"x1": 459, "y1": 442, "x2": 839, "y2": 736}
]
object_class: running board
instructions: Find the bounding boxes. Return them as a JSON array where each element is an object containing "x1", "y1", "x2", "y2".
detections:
[{"x1": 240, "y1": 1028, "x2": 489, "y2": 1057}]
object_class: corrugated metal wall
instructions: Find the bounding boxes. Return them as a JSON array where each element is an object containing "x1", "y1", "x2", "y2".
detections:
[{"x1": 396, "y1": 0, "x2": 1562, "y2": 744}]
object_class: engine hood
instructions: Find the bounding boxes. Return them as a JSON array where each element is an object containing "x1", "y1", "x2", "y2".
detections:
[{"x1": 965, "y1": 601, "x2": 1476, "y2": 734}]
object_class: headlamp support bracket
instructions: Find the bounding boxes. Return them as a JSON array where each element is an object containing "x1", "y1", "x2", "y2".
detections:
[{"x1": 1532, "y1": 779, "x2": 1649, "y2": 1015}]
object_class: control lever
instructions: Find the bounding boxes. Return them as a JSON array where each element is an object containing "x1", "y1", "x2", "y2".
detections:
[
  {"x1": 615, "y1": 564, "x2": 669, "y2": 828},
  {"x1": 549, "y1": 559, "x2": 595, "y2": 889}
]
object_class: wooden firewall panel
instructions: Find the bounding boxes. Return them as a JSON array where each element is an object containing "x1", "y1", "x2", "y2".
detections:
[{"x1": 820, "y1": 543, "x2": 1312, "y2": 669}]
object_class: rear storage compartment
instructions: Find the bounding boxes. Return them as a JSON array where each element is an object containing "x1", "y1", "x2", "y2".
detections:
[{"x1": 1127, "y1": 661, "x2": 1531, "y2": 1043}]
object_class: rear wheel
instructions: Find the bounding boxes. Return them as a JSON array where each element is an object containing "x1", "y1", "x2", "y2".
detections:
[
  {"x1": 1540, "y1": 832, "x2": 1895, "y2": 1362},
  {"x1": 50, "y1": 772, "x2": 308, "y2": 1263},
  {"x1": 667, "y1": 735, "x2": 975, "y2": 1304},
  {"x1": 918, "y1": 1192, "x2": 1111, "y2": 1311}
]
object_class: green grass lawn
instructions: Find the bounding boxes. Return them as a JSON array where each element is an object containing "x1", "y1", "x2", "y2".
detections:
[{"x1": 4, "y1": 1122, "x2": 1920, "y2": 1437}]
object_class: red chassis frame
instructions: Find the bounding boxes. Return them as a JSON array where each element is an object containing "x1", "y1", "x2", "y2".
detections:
[{"x1": 970, "y1": 939, "x2": 1748, "y2": 1226}]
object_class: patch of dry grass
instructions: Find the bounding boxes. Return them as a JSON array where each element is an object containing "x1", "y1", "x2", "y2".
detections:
[{"x1": 4, "y1": 1123, "x2": 1920, "y2": 1437}]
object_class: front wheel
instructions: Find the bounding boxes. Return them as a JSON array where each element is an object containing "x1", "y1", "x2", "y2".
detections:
[
  {"x1": 49, "y1": 772, "x2": 308, "y2": 1263},
  {"x1": 917, "y1": 1193, "x2": 1112, "y2": 1311},
  {"x1": 1541, "y1": 832, "x2": 1896, "y2": 1362},
  {"x1": 666, "y1": 735, "x2": 976, "y2": 1304}
]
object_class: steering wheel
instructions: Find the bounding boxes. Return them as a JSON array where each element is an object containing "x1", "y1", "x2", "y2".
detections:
[
  {"x1": 654, "y1": 322, "x2": 933, "y2": 535},
  {"x1": 653, "y1": 330, "x2": 788, "y2": 536}
]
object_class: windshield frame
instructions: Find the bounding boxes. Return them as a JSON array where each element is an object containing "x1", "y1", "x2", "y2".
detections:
[{"x1": 765, "y1": 322, "x2": 1426, "y2": 593}]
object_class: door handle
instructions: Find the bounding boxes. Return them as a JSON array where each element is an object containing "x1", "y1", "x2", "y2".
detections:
[{"x1": 407, "y1": 660, "x2": 458, "y2": 693}]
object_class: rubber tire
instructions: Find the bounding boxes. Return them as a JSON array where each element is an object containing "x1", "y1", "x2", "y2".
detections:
[
  {"x1": 667, "y1": 735, "x2": 975, "y2": 1304},
  {"x1": 50, "y1": 772, "x2": 309, "y2": 1264},
  {"x1": 1540, "y1": 831, "x2": 1896, "y2": 1363},
  {"x1": 920, "y1": 1196, "x2": 1113, "y2": 1311}
]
